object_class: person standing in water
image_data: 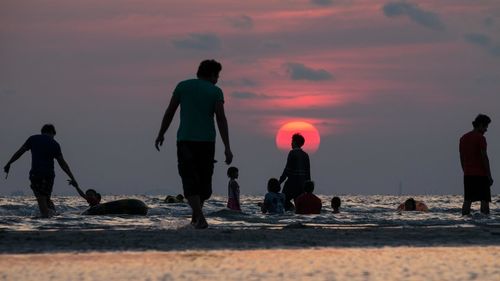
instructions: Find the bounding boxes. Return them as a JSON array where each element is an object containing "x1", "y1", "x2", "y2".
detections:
[
  {"x1": 3, "y1": 124, "x2": 79, "y2": 217},
  {"x1": 459, "y1": 114, "x2": 493, "y2": 215},
  {"x1": 279, "y1": 133, "x2": 311, "y2": 211},
  {"x1": 155, "y1": 59, "x2": 233, "y2": 229},
  {"x1": 226, "y1": 166, "x2": 241, "y2": 211}
]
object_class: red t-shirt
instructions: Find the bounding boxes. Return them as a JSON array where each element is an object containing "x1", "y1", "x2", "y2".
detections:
[
  {"x1": 459, "y1": 131, "x2": 488, "y2": 176},
  {"x1": 294, "y1": 193, "x2": 322, "y2": 214}
]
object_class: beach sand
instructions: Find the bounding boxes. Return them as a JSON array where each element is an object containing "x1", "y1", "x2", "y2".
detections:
[
  {"x1": 1, "y1": 226, "x2": 499, "y2": 280},
  {"x1": 1, "y1": 247, "x2": 499, "y2": 280}
]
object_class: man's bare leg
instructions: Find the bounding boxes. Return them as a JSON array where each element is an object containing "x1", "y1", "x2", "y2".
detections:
[
  {"x1": 462, "y1": 200, "x2": 472, "y2": 216},
  {"x1": 36, "y1": 196, "x2": 50, "y2": 218},
  {"x1": 187, "y1": 195, "x2": 208, "y2": 229},
  {"x1": 480, "y1": 201, "x2": 490, "y2": 215}
]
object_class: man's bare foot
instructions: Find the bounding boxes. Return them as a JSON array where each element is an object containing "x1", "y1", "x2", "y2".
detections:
[{"x1": 194, "y1": 217, "x2": 208, "y2": 229}]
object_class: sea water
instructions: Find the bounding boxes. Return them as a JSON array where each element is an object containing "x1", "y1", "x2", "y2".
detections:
[{"x1": 0, "y1": 195, "x2": 498, "y2": 231}]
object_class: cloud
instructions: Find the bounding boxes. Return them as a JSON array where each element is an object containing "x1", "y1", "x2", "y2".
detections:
[
  {"x1": 1, "y1": 89, "x2": 16, "y2": 96},
  {"x1": 382, "y1": 2, "x2": 445, "y2": 31},
  {"x1": 311, "y1": 0, "x2": 333, "y2": 6},
  {"x1": 223, "y1": 78, "x2": 258, "y2": 87},
  {"x1": 464, "y1": 33, "x2": 491, "y2": 47},
  {"x1": 284, "y1": 63, "x2": 333, "y2": 81},
  {"x1": 464, "y1": 33, "x2": 500, "y2": 57},
  {"x1": 172, "y1": 33, "x2": 221, "y2": 50},
  {"x1": 227, "y1": 15, "x2": 254, "y2": 30},
  {"x1": 231, "y1": 91, "x2": 271, "y2": 99},
  {"x1": 483, "y1": 17, "x2": 494, "y2": 28}
]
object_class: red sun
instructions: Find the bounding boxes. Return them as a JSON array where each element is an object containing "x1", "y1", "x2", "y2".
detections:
[{"x1": 276, "y1": 121, "x2": 321, "y2": 153}]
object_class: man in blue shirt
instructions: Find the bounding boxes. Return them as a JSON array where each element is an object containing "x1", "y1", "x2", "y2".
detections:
[
  {"x1": 4, "y1": 124, "x2": 79, "y2": 217},
  {"x1": 155, "y1": 59, "x2": 233, "y2": 229}
]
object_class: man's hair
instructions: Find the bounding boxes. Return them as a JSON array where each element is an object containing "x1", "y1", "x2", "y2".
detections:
[
  {"x1": 331, "y1": 197, "x2": 341, "y2": 209},
  {"x1": 292, "y1": 133, "x2": 305, "y2": 148},
  {"x1": 303, "y1": 180, "x2": 314, "y2": 193},
  {"x1": 472, "y1": 114, "x2": 491, "y2": 128},
  {"x1": 404, "y1": 198, "x2": 416, "y2": 211},
  {"x1": 41, "y1": 124, "x2": 56, "y2": 135},
  {"x1": 227, "y1": 166, "x2": 239, "y2": 178},
  {"x1": 267, "y1": 178, "x2": 281, "y2": 193},
  {"x1": 197, "y1": 59, "x2": 222, "y2": 78}
]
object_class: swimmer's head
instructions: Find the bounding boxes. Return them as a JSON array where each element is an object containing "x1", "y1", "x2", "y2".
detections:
[
  {"x1": 331, "y1": 196, "x2": 341, "y2": 213},
  {"x1": 85, "y1": 189, "x2": 101, "y2": 206},
  {"x1": 176, "y1": 194, "x2": 184, "y2": 201},
  {"x1": 404, "y1": 198, "x2": 416, "y2": 211}
]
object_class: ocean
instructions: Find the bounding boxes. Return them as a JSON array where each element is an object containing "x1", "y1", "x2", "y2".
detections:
[{"x1": 0, "y1": 194, "x2": 499, "y2": 231}]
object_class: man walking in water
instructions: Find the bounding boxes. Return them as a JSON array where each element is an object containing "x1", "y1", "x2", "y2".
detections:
[
  {"x1": 4, "y1": 124, "x2": 79, "y2": 217},
  {"x1": 155, "y1": 59, "x2": 233, "y2": 229},
  {"x1": 459, "y1": 114, "x2": 493, "y2": 215}
]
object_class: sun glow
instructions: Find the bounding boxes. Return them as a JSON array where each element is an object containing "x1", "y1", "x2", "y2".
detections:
[{"x1": 275, "y1": 121, "x2": 321, "y2": 153}]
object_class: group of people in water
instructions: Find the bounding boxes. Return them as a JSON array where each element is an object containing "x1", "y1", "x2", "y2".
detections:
[{"x1": 3, "y1": 60, "x2": 494, "y2": 228}]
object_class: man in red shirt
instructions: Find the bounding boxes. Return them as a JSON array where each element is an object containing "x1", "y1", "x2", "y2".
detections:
[
  {"x1": 294, "y1": 180, "x2": 322, "y2": 214},
  {"x1": 459, "y1": 114, "x2": 493, "y2": 215}
]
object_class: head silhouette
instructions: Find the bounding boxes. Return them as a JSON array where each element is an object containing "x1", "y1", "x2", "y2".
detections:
[
  {"x1": 41, "y1": 124, "x2": 56, "y2": 136},
  {"x1": 267, "y1": 178, "x2": 281, "y2": 193},
  {"x1": 303, "y1": 180, "x2": 315, "y2": 193},
  {"x1": 227, "y1": 166, "x2": 239, "y2": 179},
  {"x1": 472, "y1": 114, "x2": 491, "y2": 134},
  {"x1": 292, "y1": 133, "x2": 305, "y2": 148},
  {"x1": 197, "y1": 59, "x2": 222, "y2": 84},
  {"x1": 331, "y1": 197, "x2": 341, "y2": 212},
  {"x1": 85, "y1": 189, "x2": 101, "y2": 206},
  {"x1": 404, "y1": 198, "x2": 417, "y2": 211}
]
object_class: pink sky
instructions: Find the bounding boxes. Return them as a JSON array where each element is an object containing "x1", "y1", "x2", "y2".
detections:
[{"x1": 1, "y1": 0, "x2": 499, "y2": 195}]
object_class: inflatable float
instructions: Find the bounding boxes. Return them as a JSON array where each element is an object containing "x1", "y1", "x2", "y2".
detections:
[{"x1": 82, "y1": 199, "x2": 148, "y2": 216}]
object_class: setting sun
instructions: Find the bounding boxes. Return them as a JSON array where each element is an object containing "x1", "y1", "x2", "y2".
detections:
[{"x1": 276, "y1": 121, "x2": 321, "y2": 153}]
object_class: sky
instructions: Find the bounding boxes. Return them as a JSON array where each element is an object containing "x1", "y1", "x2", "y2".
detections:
[{"x1": 1, "y1": 0, "x2": 499, "y2": 196}]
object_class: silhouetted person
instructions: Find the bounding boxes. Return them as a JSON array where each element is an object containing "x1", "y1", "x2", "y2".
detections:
[
  {"x1": 294, "y1": 180, "x2": 322, "y2": 214},
  {"x1": 226, "y1": 166, "x2": 241, "y2": 211},
  {"x1": 3, "y1": 124, "x2": 78, "y2": 217},
  {"x1": 165, "y1": 194, "x2": 185, "y2": 203},
  {"x1": 279, "y1": 133, "x2": 311, "y2": 211},
  {"x1": 260, "y1": 178, "x2": 285, "y2": 214},
  {"x1": 155, "y1": 59, "x2": 233, "y2": 229},
  {"x1": 331, "y1": 196, "x2": 341, "y2": 213},
  {"x1": 397, "y1": 198, "x2": 429, "y2": 212},
  {"x1": 71, "y1": 184, "x2": 102, "y2": 207},
  {"x1": 460, "y1": 114, "x2": 493, "y2": 215}
]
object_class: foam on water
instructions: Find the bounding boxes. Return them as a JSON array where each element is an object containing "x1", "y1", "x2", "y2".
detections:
[{"x1": 0, "y1": 195, "x2": 498, "y2": 231}]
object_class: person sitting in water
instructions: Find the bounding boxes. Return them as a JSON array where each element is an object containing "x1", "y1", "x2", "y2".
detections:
[
  {"x1": 226, "y1": 166, "x2": 241, "y2": 211},
  {"x1": 164, "y1": 194, "x2": 185, "y2": 203},
  {"x1": 259, "y1": 178, "x2": 285, "y2": 214},
  {"x1": 294, "y1": 180, "x2": 322, "y2": 214},
  {"x1": 397, "y1": 197, "x2": 429, "y2": 212},
  {"x1": 331, "y1": 196, "x2": 341, "y2": 213}
]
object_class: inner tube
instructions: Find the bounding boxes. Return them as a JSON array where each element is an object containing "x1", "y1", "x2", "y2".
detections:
[{"x1": 82, "y1": 199, "x2": 148, "y2": 216}]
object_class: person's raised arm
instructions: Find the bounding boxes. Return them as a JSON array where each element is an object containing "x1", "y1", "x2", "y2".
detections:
[
  {"x1": 155, "y1": 96, "x2": 179, "y2": 151},
  {"x1": 305, "y1": 154, "x2": 311, "y2": 181},
  {"x1": 4, "y1": 144, "x2": 30, "y2": 177},
  {"x1": 279, "y1": 153, "x2": 292, "y2": 184},
  {"x1": 215, "y1": 101, "x2": 233, "y2": 164}
]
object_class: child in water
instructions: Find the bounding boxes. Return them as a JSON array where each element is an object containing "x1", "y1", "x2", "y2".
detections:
[
  {"x1": 397, "y1": 198, "x2": 429, "y2": 212},
  {"x1": 69, "y1": 180, "x2": 101, "y2": 206},
  {"x1": 226, "y1": 166, "x2": 241, "y2": 211},
  {"x1": 331, "y1": 196, "x2": 341, "y2": 213},
  {"x1": 260, "y1": 178, "x2": 285, "y2": 214},
  {"x1": 279, "y1": 133, "x2": 311, "y2": 211},
  {"x1": 294, "y1": 180, "x2": 322, "y2": 214}
]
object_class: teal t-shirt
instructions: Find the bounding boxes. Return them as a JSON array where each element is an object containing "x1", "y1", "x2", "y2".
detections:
[{"x1": 173, "y1": 78, "x2": 224, "y2": 142}]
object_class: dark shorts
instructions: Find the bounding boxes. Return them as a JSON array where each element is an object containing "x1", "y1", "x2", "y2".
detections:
[
  {"x1": 464, "y1": 176, "x2": 491, "y2": 202},
  {"x1": 177, "y1": 141, "x2": 215, "y2": 201},
  {"x1": 29, "y1": 174, "x2": 55, "y2": 198}
]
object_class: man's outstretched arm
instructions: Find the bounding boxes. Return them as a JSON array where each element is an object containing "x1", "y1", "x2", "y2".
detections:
[
  {"x1": 4, "y1": 144, "x2": 29, "y2": 176},
  {"x1": 55, "y1": 154, "x2": 78, "y2": 186},
  {"x1": 215, "y1": 101, "x2": 233, "y2": 164},
  {"x1": 155, "y1": 96, "x2": 180, "y2": 151}
]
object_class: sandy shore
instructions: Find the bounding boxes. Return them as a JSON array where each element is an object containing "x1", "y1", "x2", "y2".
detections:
[
  {"x1": 1, "y1": 247, "x2": 499, "y2": 280},
  {"x1": 1, "y1": 226, "x2": 499, "y2": 280}
]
